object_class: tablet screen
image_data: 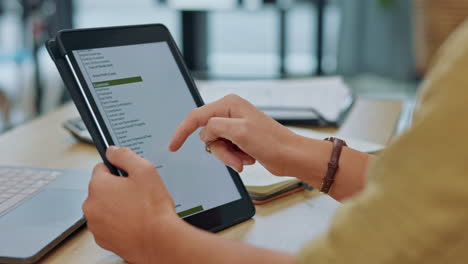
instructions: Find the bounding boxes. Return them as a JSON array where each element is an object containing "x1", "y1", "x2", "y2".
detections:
[{"x1": 72, "y1": 42, "x2": 241, "y2": 218}]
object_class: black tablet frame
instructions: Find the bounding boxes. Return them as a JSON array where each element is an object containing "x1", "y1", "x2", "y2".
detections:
[{"x1": 53, "y1": 24, "x2": 255, "y2": 232}]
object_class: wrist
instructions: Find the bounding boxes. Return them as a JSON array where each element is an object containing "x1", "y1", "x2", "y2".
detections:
[
  {"x1": 144, "y1": 213, "x2": 188, "y2": 264},
  {"x1": 286, "y1": 134, "x2": 371, "y2": 200},
  {"x1": 282, "y1": 134, "x2": 332, "y2": 188}
]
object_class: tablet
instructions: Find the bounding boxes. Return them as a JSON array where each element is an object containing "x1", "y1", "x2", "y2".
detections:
[{"x1": 47, "y1": 24, "x2": 255, "y2": 232}]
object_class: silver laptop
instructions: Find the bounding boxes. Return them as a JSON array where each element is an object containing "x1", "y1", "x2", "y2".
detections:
[{"x1": 0, "y1": 166, "x2": 90, "y2": 264}]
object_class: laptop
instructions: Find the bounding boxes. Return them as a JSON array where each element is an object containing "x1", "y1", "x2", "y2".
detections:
[{"x1": 0, "y1": 166, "x2": 90, "y2": 264}]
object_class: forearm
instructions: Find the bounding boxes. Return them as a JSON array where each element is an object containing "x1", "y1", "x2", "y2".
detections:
[
  {"x1": 285, "y1": 135, "x2": 372, "y2": 201},
  {"x1": 151, "y1": 217, "x2": 296, "y2": 264}
]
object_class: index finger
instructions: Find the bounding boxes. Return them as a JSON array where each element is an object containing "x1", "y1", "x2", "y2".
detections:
[{"x1": 168, "y1": 97, "x2": 231, "y2": 151}]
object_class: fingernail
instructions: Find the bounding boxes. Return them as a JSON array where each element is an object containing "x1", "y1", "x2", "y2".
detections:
[
  {"x1": 228, "y1": 165, "x2": 238, "y2": 173},
  {"x1": 108, "y1": 146, "x2": 119, "y2": 152},
  {"x1": 234, "y1": 165, "x2": 243, "y2": 173},
  {"x1": 200, "y1": 133, "x2": 207, "y2": 141}
]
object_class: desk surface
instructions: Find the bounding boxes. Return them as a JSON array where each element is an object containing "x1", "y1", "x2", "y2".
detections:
[{"x1": 0, "y1": 98, "x2": 402, "y2": 263}]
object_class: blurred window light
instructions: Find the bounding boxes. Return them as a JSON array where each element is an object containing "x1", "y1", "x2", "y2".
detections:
[
  {"x1": 168, "y1": 0, "x2": 238, "y2": 10},
  {"x1": 286, "y1": 3, "x2": 316, "y2": 75},
  {"x1": 208, "y1": 8, "x2": 279, "y2": 78},
  {"x1": 322, "y1": 0, "x2": 340, "y2": 74},
  {"x1": 74, "y1": 0, "x2": 180, "y2": 43}
]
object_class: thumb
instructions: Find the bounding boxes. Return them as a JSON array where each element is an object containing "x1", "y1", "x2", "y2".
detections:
[{"x1": 106, "y1": 146, "x2": 153, "y2": 177}]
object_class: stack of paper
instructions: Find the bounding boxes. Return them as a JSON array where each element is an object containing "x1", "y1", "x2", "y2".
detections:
[{"x1": 197, "y1": 77, "x2": 353, "y2": 125}]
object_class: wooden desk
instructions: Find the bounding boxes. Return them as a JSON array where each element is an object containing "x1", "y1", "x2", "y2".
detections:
[{"x1": 0, "y1": 98, "x2": 402, "y2": 263}]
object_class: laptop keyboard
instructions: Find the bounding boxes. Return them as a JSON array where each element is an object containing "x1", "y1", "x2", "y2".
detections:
[{"x1": 0, "y1": 168, "x2": 62, "y2": 216}]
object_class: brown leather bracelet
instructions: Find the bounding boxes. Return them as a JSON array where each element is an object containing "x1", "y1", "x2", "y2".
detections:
[{"x1": 320, "y1": 137, "x2": 347, "y2": 194}]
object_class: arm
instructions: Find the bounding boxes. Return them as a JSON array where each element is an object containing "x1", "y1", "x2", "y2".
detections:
[
  {"x1": 169, "y1": 94, "x2": 371, "y2": 201},
  {"x1": 156, "y1": 217, "x2": 295, "y2": 264}
]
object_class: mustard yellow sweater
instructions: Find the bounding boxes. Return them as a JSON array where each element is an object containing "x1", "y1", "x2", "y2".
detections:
[{"x1": 299, "y1": 20, "x2": 468, "y2": 264}]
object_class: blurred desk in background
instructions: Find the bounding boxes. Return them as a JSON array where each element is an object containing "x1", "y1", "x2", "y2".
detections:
[{"x1": 0, "y1": 95, "x2": 407, "y2": 263}]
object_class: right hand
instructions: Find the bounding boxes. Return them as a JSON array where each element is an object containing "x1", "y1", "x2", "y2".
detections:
[{"x1": 168, "y1": 94, "x2": 301, "y2": 175}]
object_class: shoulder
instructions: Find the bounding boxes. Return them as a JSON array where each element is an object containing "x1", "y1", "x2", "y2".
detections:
[{"x1": 415, "y1": 19, "x2": 468, "y2": 121}]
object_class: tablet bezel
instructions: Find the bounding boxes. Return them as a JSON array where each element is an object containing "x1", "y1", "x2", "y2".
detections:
[{"x1": 55, "y1": 24, "x2": 255, "y2": 232}]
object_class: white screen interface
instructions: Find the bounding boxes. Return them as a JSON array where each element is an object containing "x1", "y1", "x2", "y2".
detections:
[{"x1": 72, "y1": 42, "x2": 241, "y2": 218}]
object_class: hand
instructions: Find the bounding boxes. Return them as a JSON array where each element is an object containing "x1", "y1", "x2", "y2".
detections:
[
  {"x1": 82, "y1": 146, "x2": 182, "y2": 264},
  {"x1": 168, "y1": 94, "x2": 301, "y2": 176}
]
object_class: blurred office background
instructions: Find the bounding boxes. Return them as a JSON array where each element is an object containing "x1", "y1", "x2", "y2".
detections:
[{"x1": 0, "y1": 0, "x2": 466, "y2": 131}]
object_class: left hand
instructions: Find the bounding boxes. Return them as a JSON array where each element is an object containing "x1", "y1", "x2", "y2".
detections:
[
  {"x1": 168, "y1": 94, "x2": 301, "y2": 176},
  {"x1": 82, "y1": 146, "x2": 180, "y2": 264}
]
